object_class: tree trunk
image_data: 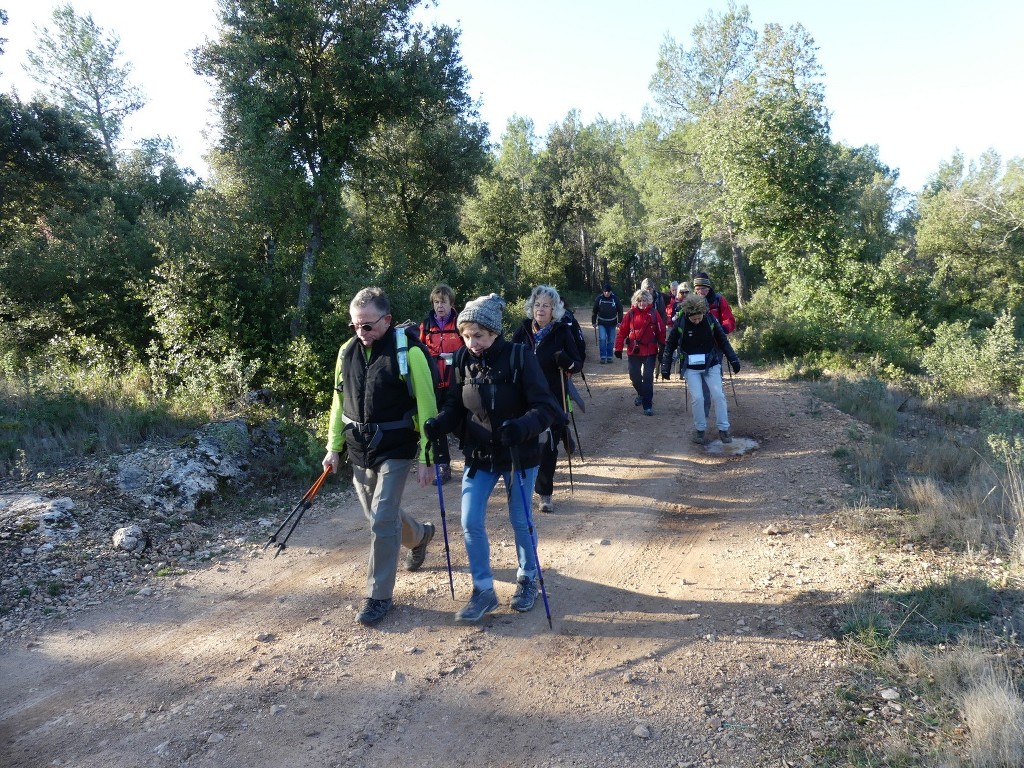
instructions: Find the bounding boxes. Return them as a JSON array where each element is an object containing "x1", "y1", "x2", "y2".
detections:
[
  {"x1": 727, "y1": 222, "x2": 748, "y2": 308},
  {"x1": 291, "y1": 212, "x2": 323, "y2": 338}
]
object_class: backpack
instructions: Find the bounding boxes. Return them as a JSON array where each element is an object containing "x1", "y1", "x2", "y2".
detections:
[
  {"x1": 394, "y1": 322, "x2": 440, "y2": 396},
  {"x1": 560, "y1": 308, "x2": 587, "y2": 366}
]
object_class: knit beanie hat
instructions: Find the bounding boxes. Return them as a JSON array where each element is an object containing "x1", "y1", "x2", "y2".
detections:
[
  {"x1": 693, "y1": 275, "x2": 712, "y2": 289},
  {"x1": 457, "y1": 293, "x2": 506, "y2": 335}
]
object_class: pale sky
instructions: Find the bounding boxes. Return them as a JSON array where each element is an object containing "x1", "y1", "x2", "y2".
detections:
[{"x1": 2, "y1": 0, "x2": 1022, "y2": 191}]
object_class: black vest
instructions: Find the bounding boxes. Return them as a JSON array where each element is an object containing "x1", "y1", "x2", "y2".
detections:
[{"x1": 341, "y1": 331, "x2": 418, "y2": 468}]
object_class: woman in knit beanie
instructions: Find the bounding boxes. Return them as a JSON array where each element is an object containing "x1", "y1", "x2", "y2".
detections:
[{"x1": 423, "y1": 293, "x2": 563, "y2": 622}]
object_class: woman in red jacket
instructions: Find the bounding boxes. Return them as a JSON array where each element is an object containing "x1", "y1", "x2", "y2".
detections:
[
  {"x1": 418, "y1": 283, "x2": 462, "y2": 484},
  {"x1": 614, "y1": 289, "x2": 666, "y2": 416}
]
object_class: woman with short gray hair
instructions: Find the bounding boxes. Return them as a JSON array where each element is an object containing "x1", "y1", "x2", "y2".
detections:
[{"x1": 512, "y1": 285, "x2": 581, "y2": 514}]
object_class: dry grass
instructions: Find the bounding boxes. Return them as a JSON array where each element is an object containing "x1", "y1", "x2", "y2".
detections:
[{"x1": 963, "y1": 677, "x2": 1024, "y2": 767}]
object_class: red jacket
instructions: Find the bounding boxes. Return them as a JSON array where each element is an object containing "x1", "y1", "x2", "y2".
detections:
[
  {"x1": 708, "y1": 294, "x2": 736, "y2": 334},
  {"x1": 419, "y1": 311, "x2": 462, "y2": 388},
  {"x1": 614, "y1": 305, "x2": 666, "y2": 357}
]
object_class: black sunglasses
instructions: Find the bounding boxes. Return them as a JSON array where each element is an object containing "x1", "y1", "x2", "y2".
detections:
[{"x1": 349, "y1": 315, "x2": 386, "y2": 332}]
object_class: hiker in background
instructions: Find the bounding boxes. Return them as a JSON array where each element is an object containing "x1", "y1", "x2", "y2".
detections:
[
  {"x1": 640, "y1": 277, "x2": 667, "y2": 377},
  {"x1": 664, "y1": 281, "x2": 679, "y2": 322},
  {"x1": 322, "y1": 287, "x2": 437, "y2": 627},
  {"x1": 512, "y1": 285, "x2": 583, "y2": 514},
  {"x1": 418, "y1": 283, "x2": 461, "y2": 485},
  {"x1": 423, "y1": 294, "x2": 563, "y2": 621},
  {"x1": 663, "y1": 293, "x2": 740, "y2": 445},
  {"x1": 692, "y1": 272, "x2": 736, "y2": 333},
  {"x1": 666, "y1": 282, "x2": 691, "y2": 323},
  {"x1": 614, "y1": 289, "x2": 666, "y2": 416},
  {"x1": 591, "y1": 281, "x2": 623, "y2": 364}
]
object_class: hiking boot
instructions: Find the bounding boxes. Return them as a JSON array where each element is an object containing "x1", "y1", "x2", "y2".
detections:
[
  {"x1": 692, "y1": 430, "x2": 705, "y2": 444},
  {"x1": 644, "y1": 407, "x2": 653, "y2": 416},
  {"x1": 405, "y1": 522, "x2": 434, "y2": 571},
  {"x1": 455, "y1": 588, "x2": 499, "y2": 622},
  {"x1": 634, "y1": 395, "x2": 642, "y2": 406},
  {"x1": 356, "y1": 597, "x2": 392, "y2": 626},
  {"x1": 509, "y1": 577, "x2": 539, "y2": 612},
  {"x1": 719, "y1": 431, "x2": 732, "y2": 443},
  {"x1": 540, "y1": 495, "x2": 554, "y2": 513},
  {"x1": 432, "y1": 464, "x2": 452, "y2": 486}
]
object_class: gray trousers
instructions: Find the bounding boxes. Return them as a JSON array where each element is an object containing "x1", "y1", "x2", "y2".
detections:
[{"x1": 351, "y1": 458, "x2": 427, "y2": 600}]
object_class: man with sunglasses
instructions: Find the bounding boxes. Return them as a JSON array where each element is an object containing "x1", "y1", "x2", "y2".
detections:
[{"x1": 323, "y1": 287, "x2": 438, "y2": 626}]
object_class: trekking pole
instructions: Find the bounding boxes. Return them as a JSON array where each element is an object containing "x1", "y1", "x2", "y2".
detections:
[
  {"x1": 568, "y1": 409, "x2": 585, "y2": 462},
  {"x1": 727, "y1": 364, "x2": 739, "y2": 408},
  {"x1": 559, "y1": 375, "x2": 575, "y2": 492},
  {"x1": 426, "y1": 439, "x2": 456, "y2": 600},
  {"x1": 579, "y1": 370, "x2": 592, "y2": 398},
  {"x1": 509, "y1": 445, "x2": 553, "y2": 630},
  {"x1": 264, "y1": 467, "x2": 331, "y2": 557}
]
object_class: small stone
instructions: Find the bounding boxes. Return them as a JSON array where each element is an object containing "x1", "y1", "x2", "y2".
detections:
[
  {"x1": 270, "y1": 704, "x2": 287, "y2": 715},
  {"x1": 879, "y1": 688, "x2": 900, "y2": 701},
  {"x1": 392, "y1": 671, "x2": 406, "y2": 683},
  {"x1": 598, "y1": 539, "x2": 611, "y2": 546},
  {"x1": 632, "y1": 724, "x2": 651, "y2": 739}
]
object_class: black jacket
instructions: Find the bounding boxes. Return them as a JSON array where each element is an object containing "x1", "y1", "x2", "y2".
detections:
[
  {"x1": 435, "y1": 337, "x2": 564, "y2": 474},
  {"x1": 591, "y1": 292, "x2": 623, "y2": 327},
  {"x1": 663, "y1": 313, "x2": 738, "y2": 376},
  {"x1": 511, "y1": 318, "x2": 582, "y2": 408}
]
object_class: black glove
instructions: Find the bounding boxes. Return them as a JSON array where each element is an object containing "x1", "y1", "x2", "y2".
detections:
[
  {"x1": 613, "y1": 350, "x2": 622, "y2": 359},
  {"x1": 553, "y1": 350, "x2": 574, "y2": 371},
  {"x1": 731, "y1": 360, "x2": 741, "y2": 374},
  {"x1": 499, "y1": 419, "x2": 526, "y2": 447},
  {"x1": 423, "y1": 417, "x2": 442, "y2": 442}
]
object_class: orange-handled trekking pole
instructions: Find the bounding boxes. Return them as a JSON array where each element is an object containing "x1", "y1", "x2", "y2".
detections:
[{"x1": 264, "y1": 467, "x2": 331, "y2": 557}]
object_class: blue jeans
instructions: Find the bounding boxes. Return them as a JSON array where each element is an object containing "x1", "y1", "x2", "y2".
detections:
[
  {"x1": 628, "y1": 353, "x2": 656, "y2": 409},
  {"x1": 460, "y1": 464, "x2": 540, "y2": 591},
  {"x1": 598, "y1": 324, "x2": 616, "y2": 360},
  {"x1": 684, "y1": 364, "x2": 729, "y2": 432}
]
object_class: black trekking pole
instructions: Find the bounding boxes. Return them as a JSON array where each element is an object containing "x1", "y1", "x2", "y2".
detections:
[
  {"x1": 509, "y1": 445, "x2": 553, "y2": 630},
  {"x1": 558, "y1": 375, "x2": 575, "y2": 492},
  {"x1": 427, "y1": 439, "x2": 456, "y2": 599},
  {"x1": 568, "y1": 409, "x2": 585, "y2": 462},
  {"x1": 579, "y1": 370, "x2": 592, "y2": 398},
  {"x1": 264, "y1": 467, "x2": 330, "y2": 557},
  {"x1": 727, "y1": 364, "x2": 739, "y2": 408}
]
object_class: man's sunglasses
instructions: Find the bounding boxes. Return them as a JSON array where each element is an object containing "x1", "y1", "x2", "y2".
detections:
[{"x1": 349, "y1": 315, "x2": 386, "y2": 332}]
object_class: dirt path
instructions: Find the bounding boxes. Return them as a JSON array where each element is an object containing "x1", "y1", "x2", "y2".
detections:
[{"x1": 1, "y1": 363, "x2": 876, "y2": 767}]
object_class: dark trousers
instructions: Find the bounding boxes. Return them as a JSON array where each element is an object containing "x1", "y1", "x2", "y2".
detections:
[
  {"x1": 628, "y1": 354, "x2": 656, "y2": 409},
  {"x1": 534, "y1": 427, "x2": 561, "y2": 496}
]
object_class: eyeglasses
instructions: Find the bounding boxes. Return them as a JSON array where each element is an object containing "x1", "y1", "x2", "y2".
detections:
[
  {"x1": 349, "y1": 315, "x2": 386, "y2": 332},
  {"x1": 678, "y1": 291, "x2": 689, "y2": 297}
]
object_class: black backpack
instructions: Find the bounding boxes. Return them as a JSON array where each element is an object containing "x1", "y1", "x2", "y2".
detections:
[{"x1": 561, "y1": 308, "x2": 587, "y2": 366}]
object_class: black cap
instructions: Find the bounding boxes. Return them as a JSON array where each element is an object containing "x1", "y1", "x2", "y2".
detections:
[{"x1": 603, "y1": 282, "x2": 612, "y2": 291}]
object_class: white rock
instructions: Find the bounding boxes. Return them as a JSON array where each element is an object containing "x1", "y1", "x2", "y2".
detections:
[
  {"x1": 632, "y1": 724, "x2": 651, "y2": 739},
  {"x1": 879, "y1": 688, "x2": 900, "y2": 701}
]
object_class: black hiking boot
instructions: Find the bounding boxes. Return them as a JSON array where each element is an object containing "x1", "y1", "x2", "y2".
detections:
[
  {"x1": 405, "y1": 522, "x2": 435, "y2": 571},
  {"x1": 692, "y1": 430, "x2": 705, "y2": 444},
  {"x1": 719, "y1": 431, "x2": 732, "y2": 443},
  {"x1": 509, "y1": 577, "x2": 539, "y2": 612},
  {"x1": 356, "y1": 597, "x2": 393, "y2": 626}
]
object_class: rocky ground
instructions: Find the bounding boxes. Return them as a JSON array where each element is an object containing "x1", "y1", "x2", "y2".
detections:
[{"x1": 0, "y1": 362, "x2": 987, "y2": 767}]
